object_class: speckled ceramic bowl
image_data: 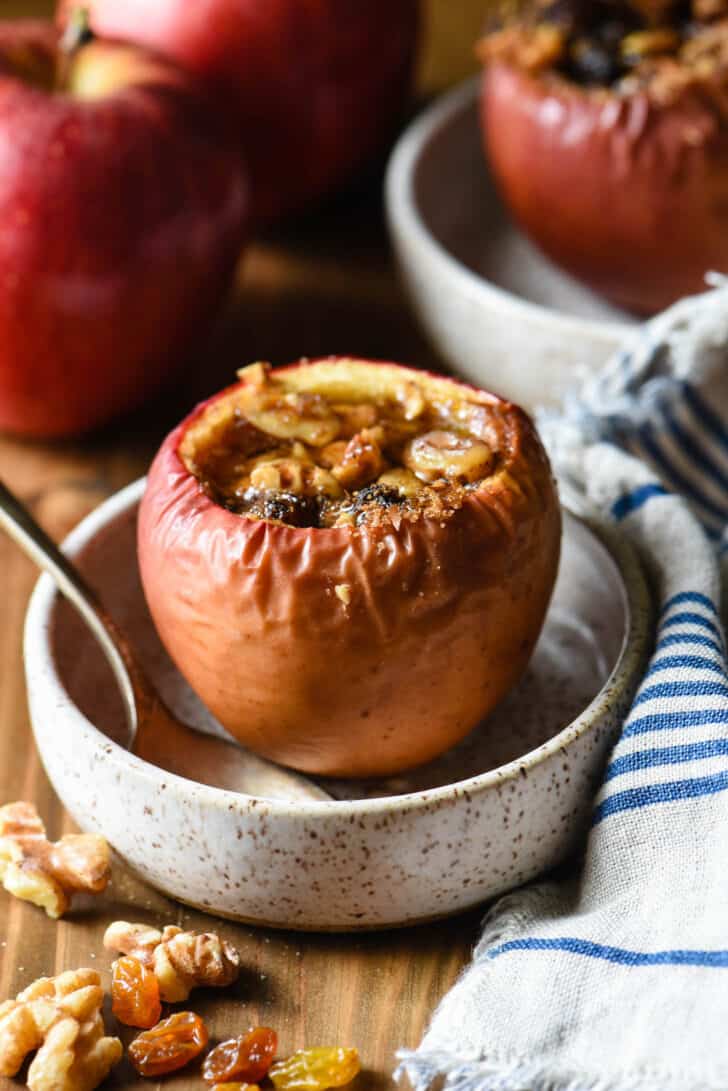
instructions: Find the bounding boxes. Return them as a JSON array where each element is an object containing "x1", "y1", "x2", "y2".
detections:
[
  {"x1": 24, "y1": 479, "x2": 651, "y2": 931},
  {"x1": 385, "y1": 79, "x2": 637, "y2": 411}
]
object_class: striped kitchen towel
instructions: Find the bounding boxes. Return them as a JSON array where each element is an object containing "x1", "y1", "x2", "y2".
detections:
[{"x1": 397, "y1": 276, "x2": 728, "y2": 1091}]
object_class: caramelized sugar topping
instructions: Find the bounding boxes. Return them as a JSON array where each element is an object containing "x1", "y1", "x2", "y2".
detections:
[{"x1": 179, "y1": 363, "x2": 500, "y2": 529}]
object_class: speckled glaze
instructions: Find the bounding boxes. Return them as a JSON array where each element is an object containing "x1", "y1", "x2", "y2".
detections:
[
  {"x1": 24, "y1": 480, "x2": 652, "y2": 931},
  {"x1": 385, "y1": 78, "x2": 635, "y2": 412}
]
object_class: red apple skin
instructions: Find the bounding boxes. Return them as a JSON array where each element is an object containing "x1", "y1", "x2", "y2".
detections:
[
  {"x1": 57, "y1": 0, "x2": 419, "y2": 225},
  {"x1": 0, "y1": 21, "x2": 248, "y2": 438},
  {"x1": 481, "y1": 63, "x2": 728, "y2": 315},
  {"x1": 138, "y1": 358, "x2": 561, "y2": 778}
]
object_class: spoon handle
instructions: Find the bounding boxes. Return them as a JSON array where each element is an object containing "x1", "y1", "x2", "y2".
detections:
[{"x1": 0, "y1": 479, "x2": 140, "y2": 737}]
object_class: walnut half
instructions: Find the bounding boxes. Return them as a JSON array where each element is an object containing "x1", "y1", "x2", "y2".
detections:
[
  {"x1": 0, "y1": 969, "x2": 122, "y2": 1091},
  {"x1": 0, "y1": 803, "x2": 111, "y2": 919},
  {"x1": 104, "y1": 922, "x2": 240, "y2": 1003}
]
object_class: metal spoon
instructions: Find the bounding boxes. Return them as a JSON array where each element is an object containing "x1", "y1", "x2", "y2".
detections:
[{"x1": 0, "y1": 479, "x2": 330, "y2": 802}]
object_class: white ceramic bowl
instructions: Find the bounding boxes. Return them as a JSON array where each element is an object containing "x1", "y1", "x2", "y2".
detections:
[
  {"x1": 24, "y1": 480, "x2": 651, "y2": 931},
  {"x1": 385, "y1": 78, "x2": 638, "y2": 411}
]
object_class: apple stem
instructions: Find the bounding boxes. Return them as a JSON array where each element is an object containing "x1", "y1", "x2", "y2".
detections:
[{"x1": 56, "y1": 7, "x2": 94, "y2": 91}]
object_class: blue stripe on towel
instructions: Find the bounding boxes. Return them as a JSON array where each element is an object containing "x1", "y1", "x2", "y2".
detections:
[
  {"x1": 633, "y1": 680, "x2": 728, "y2": 706},
  {"x1": 661, "y1": 591, "x2": 719, "y2": 617},
  {"x1": 681, "y1": 382, "x2": 728, "y2": 454},
  {"x1": 661, "y1": 612, "x2": 724, "y2": 641},
  {"x1": 605, "y1": 739, "x2": 728, "y2": 781},
  {"x1": 612, "y1": 484, "x2": 669, "y2": 521},
  {"x1": 623, "y1": 708, "x2": 728, "y2": 739},
  {"x1": 662, "y1": 408, "x2": 728, "y2": 497},
  {"x1": 487, "y1": 937, "x2": 728, "y2": 968},
  {"x1": 655, "y1": 632, "x2": 725, "y2": 657},
  {"x1": 636, "y1": 425, "x2": 728, "y2": 526},
  {"x1": 645, "y1": 656, "x2": 725, "y2": 677},
  {"x1": 593, "y1": 769, "x2": 728, "y2": 824}
]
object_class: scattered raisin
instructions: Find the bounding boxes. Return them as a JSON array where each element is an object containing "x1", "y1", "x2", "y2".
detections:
[
  {"x1": 111, "y1": 956, "x2": 161, "y2": 1029},
  {"x1": 269, "y1": 1047, "x2": 361, "y2": 1091},
  {"x1": 212, "y1": 1085, "x2": 261, "y2": 1091},
  {"x1": 203, "y1": 1028, "x2": 278, "y2": 1085},
  {"x1": 128, "y1": 1011, "x2": 209, "y2": 1077}
]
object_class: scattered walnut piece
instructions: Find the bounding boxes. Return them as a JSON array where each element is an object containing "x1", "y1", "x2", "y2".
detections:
[
  {"x1": 0, "y1": 969, "x2": 122, "y2": 1091},
  {"x1": 0, "y1": 803, "x2": 111, "y2": 919},
  {"x1": 104, "y1": 922, "x2": 240, "y2": 1003}
]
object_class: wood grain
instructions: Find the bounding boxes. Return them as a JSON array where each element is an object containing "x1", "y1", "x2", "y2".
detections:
[{"x1": 0, "y1": 180, "x2": 482, "y2": 1091}]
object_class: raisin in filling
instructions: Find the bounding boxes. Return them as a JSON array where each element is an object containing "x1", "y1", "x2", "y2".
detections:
[{"x1": 179, "y1": 364, "x2": 500, "y2": 530}]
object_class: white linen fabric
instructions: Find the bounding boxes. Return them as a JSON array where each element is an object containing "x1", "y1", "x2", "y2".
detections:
[{"x1": 397, "y1": 277, "x2": 728, "y2": 1091}]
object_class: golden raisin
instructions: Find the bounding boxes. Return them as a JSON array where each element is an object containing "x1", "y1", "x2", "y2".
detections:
[
  {"x1": 212, "y1": 1085, "x2": 261, "y2": 1091},
  {"x1": 128, "y1": 1011, "x2": 209, "y2": 1077},
  {"x1": 203, "y1": 1028, "x2": 278, "y2": 1084},
  {"x1": 269, "y1": 1047, "x2": 361, "y2": 1091},
  {"x1": 111, "y1": 956, "x2": 162, "y2": 1029}
]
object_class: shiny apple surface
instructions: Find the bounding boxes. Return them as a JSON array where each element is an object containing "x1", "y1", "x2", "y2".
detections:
[
  {"x1": 57, "y1": 0, "x2": 419, "y2": 224},
  {"x1": 482, "y1": 61, "x2": 728, "y2": 314},
  {"x1": 0, "y1": 22, "x2": 248, "y2": 437}
]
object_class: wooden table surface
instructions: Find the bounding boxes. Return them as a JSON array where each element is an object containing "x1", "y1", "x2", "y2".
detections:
[{"x1": 0, "y1": 176, "x2": 483, "y2": 1090}]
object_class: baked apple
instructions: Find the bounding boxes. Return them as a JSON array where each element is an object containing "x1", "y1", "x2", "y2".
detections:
[
  {"x1": 138, "y1": 358, "x2": 561, "y2": 778},
  {"x1": 0, "y1": 20, "x2": 247, "y2": 438},
  {"x1": 478, "y1": 0, "x2": 728, "y2": 314},
  {"x1": 56, "y1": 0, "x2": 420, "y2": 225}
]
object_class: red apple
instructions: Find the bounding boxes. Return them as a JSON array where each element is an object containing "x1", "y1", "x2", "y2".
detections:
[
  {"x1": 57, "y1": 0, "x2": 420, "y2": 225},
  {"x1": 0, "y1": 21, "x2": 248, "y2": 438}
]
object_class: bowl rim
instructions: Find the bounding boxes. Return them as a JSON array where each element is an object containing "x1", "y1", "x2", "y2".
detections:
[
  {"x1": 384, "y1": 76, "x2": 635, "y2": 346},
  {"x1": 24, "y1": 477, "x2": 652, "y2": 818}
]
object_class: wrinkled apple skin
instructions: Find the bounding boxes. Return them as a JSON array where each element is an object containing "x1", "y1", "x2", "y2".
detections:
[
  {"x1": 0, "y1": 22, "x2": 248, "y2": 438},
  {"x1": 482, "y1": 62, "x2": 728, "y2": 315},
  {"x1": 57, "y1": 0, "x2": 419, "y2": 225},
  {"x1": 138, "y1": 359, "x2": 561, "y2": 778}
]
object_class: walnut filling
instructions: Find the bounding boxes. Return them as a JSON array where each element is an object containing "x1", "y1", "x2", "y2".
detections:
[
  {"x1": 179, "y1": 363, "x2": 500, "y2": 529},
  {"x1": 477, "y1": 0, "x2": 728, "y2": 98}
]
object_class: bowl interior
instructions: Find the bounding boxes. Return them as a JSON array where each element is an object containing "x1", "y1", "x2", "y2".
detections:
[
  {"x1": 50, "y1": 490, "x2": 629, "y2": 801},
  {"x1": 409, "y1": 79, "x2": 637, "y2": 326}
]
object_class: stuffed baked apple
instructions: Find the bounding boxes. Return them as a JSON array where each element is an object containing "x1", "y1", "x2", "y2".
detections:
[
  {"x1": 138, "y1": 359, "x2": 561, "y2": 778},
  {"x1": 478, "y1": 0, "x2": 728, "y2": 314}
]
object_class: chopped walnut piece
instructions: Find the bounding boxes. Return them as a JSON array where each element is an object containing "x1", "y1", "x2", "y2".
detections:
[
  {"x1": 0, "y1": 969, "x2": 122, "y2": 1091},
  {"x1": 476, "y1": 23, "x2": 566, "y2": 72},
  {"x1": 104, "y1": 922, "x2": 241, "y2": 1003},
  {"x1": 621, "y1": 27, "x2": 680, "y2": 60},
  {"x1": 331, "y1": 428, "x2": 387, "y2": 490},
  {"x1": 236, "y1": 361, "x2": 271, "y2": 387},
  {"x1": 334, "y1": 584, "x2": 352, "y2": 606},
  {"x1": 396, "y1": 381, "x2": 426, "y2": 421},
  {"x1": 628, "y1": 0, "x2": 679, "y2": 23},
  {"x1": 693, "y1": 0, "x2": 728, "y2": 19},
  {"x1": 0, "y1": 803, "x2": 110, "y2": 919}
]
